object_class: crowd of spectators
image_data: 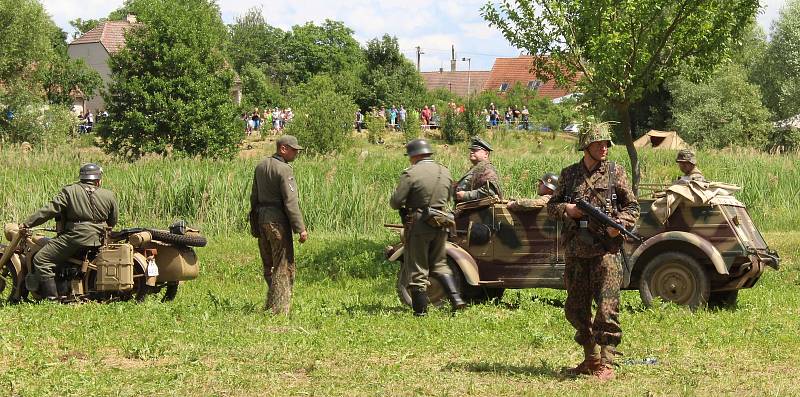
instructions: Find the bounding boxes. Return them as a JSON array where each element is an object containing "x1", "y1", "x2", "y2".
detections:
[
  {"x1": 243, "y1": 107, "x2": 294, "y2": 135},
  {"x1": 482, "y1": 103, "x2": 531, "y2": 130}
]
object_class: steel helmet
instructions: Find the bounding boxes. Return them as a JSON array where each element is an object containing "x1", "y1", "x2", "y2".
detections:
[
  {"x1": 576, "y1": 122, "x2": 615, "y2": 151},
  {"x1": 405, "y1": 139, "x2": 434, "y2": 157},
  {"x1": 675, "y1": 149, "x2": 697, "y2": 165},
  {"x1": 79, "y1": 163, "x2": 103, "y2": 180},
  {"x1": 539, "y1": 172, "x2": 559, "y2": 191}
]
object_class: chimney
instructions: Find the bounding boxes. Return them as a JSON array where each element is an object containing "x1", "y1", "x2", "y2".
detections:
[
  {"x1": 439, "y1": 67, "x2": 443, "y2": 73},
  {"x1": 450, "y1": 45, "x2": 456, "y2": 72},
  {"x1": 126, "y1": 14, "x2": 137, "y2": 24}
]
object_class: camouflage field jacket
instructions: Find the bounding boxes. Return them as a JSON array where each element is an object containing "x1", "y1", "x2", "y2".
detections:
[{"x1": 547, "y1": 160, "x2": 639, "y2": 258}]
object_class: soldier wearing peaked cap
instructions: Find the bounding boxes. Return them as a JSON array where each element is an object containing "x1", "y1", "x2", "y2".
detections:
[
  {"x1": 250, "y1": 135, "x2": 308, "y2": 315},
  {"x1": 547, "y1": 122, "x2": 639, "y2": 380},
  {"x1": 675, "y1": 148, "x2": 706, "y2": 183},
  {"x1": 508, "y1": 172, "x2": 559, "y2": 210},
  {"x1": 454, "y1": 136, "x2": 503, "y2": 203},
  {"x1": 390, "y1": 139, "x2": 464, "y2": 316},
  {"x1": 22, "y1": 163, "x2": 119, "y2": 301}
]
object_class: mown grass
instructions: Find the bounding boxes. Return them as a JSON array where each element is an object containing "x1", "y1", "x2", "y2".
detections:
[{"x1": 1, "y1": 133, "x2": 799, "y2": 396}]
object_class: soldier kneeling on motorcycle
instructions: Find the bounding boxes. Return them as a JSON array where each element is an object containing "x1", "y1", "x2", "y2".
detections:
[{"x1": 21, "y1": 163, "x2": 119, "y2": 301}]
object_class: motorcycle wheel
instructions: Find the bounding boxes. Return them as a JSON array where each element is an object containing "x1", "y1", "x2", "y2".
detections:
[{"x1": 2, "y1": 260, "x2": 26, "y2": 304}]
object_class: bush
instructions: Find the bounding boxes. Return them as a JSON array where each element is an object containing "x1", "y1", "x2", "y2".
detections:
[
  {"x1": 0, "y1": 87, "x2": 75, "y2": 145},
  {"x1": 461, "y1": 100, "x2": 485, "y2": 137},
  {"x1": 285, "y1": 89, "x2": 357, "y2": 154},
  {"x1": 400, "y1": 109, "x2": 421, "y2": 143},
  {"x1": 365, "y1": 115, "x2": 385, "y2": 144},
  {"x1": 440, "y1": 108, "x2": 463, "y2": 144},
  {"x1": 765, "y1": 127, "x2": 800, "y2": 153}
]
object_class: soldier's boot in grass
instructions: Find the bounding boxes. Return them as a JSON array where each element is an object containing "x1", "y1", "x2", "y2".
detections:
[
  {"x1": 410, "y1": 287, "x2": 429, "y2": 317},
  {"x1": 433, "y1": 273, "x2": 466, "y2": 310},
  {"x1": 38, "y1": 278, "x2": 59, "y2": 302},
  {"x1": 564, "y1": 343, "x2": 600, "y2": 376},
  {"x1": 592, "y1": 345, "x2": 617, "y2": 381}
]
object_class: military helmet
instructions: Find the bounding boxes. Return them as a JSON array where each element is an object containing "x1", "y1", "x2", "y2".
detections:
[
  {"x1": 576, "y1": 122, "x2": 615, "y2": 151},
  {"x1": 675, "y1": 148, "x2": 697, "y2": 165},
  {"x1": 405, "y1": 138, "x2": 434, "y2": 157},
  {"x1": 79, "y1": 163, "x2": 103, "y2": 181},
  {"x1": 539, "y1": 172, "x2": 559, "y2": 191}
]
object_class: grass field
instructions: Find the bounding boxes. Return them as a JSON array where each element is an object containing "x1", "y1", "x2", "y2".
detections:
[{"x1": 1, "y1": 132, "x2": 799, "y2": 396}]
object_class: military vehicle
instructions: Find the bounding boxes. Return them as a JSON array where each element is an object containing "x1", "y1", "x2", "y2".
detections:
[
  {"x1": 0, "y1": 222, "x2": 206, "y2": 303},
  {"x1": 386, "y1": 189, "x2": 779, "y2": 309}
]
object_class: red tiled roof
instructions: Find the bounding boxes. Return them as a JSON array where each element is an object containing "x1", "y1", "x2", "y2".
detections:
[
  {"x1": 420, "y1": 71, "x2": 491, "y2": 98},
  {"x1": 70, "y1": 21, "x2": 138, "y2": 54},
  {"x1": 482, "y1": 55, "x2": 577, "y2": 99}
]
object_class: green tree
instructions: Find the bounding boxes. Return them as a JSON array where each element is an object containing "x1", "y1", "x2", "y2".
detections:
[
  {"x1": 360, "y1": 35, "x2": 426, "y2": 111},
  {"x1": 285, "y1": 75, "x2": 357, "y2": 154},
  {"x1": 483, "y1": 0, "x2": 759, "y2": 191},
  {"x1": 39, "y1": 56, "x2": 103, "y2": 106},
  {"x1": 227, "y1": 7, "x2": 290, "y2": 86},
  {"x1": 284, "y1": 20, "x2": 364, "y2": 86},
  {"x1": 756, "y1": 1, "x2": 800, "y2": 120},
  {"x1": 240, "y1": 63, "x2": 284, "y2": 109},
  {"x1": 0, "y1": 0, "x2": 54, "y2": 85},
  {"x1": 670, "y1": 63, "x2": 772, "y2": 149},
  {"x1": 99, "y1": 0, "x2": 241, "y2": 159}
]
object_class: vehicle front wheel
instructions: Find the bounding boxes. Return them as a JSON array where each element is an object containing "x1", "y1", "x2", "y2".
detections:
[
  {"x1": 395, "y1": 257, "x2": 462, "y2": 308},
  {"x1": 639, "y1": 252, "x2": 710, "y2": 310}
]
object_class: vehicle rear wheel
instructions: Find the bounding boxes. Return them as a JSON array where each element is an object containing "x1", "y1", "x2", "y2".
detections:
[
  {"x1": 1, "y1": 256, "x2": 26, "y2": 304},
  {"x1": 709, "y1": 290, "x2": 739, "y2": 308},
  {"x1": 639, "y1": 252, "x2": 710, "y2": 310}
]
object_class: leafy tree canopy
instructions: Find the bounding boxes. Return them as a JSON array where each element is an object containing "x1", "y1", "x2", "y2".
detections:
[
  {"x1": 284, "y1": 20, "x2": 365, "y2": 85},
  {"x1": 756, "y1": 0, "x2": 800, "y2": 120},
  {"x1": 360, "y1": 35, "x2": 426, "y2": 111},
  {"x1": 99, "y1": 0, "x2": 241, "y2": 159}
]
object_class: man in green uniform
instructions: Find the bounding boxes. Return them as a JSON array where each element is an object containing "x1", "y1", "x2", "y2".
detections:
[
  {"x1": 547, "y1": 122, "x2": 639, "y2": 380},
  {"x1": 675, "y1": 149, "x2": 706, "y2": 183},
  {"x1": 454, "y1": 137, "x2": 502, "y2": 203},
  {"x1": 250, "y1": 135, "x2": 308, "y2": 315},
  {"x1": 508, "y1": 172, "x2": 558, "y2": 210},
  {"x1": 390, "y1": 139, "x2": 464, "y2": 316},
  {"x1": 22, "y1": 163, "x2": 119, "y2": 301}
]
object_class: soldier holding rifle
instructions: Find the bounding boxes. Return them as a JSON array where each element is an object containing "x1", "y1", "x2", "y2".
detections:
[{"x1": 547, "y1": 122, "x2": 639, "y2": 380}]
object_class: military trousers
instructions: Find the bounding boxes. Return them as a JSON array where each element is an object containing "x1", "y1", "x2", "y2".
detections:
[
  {"x1": 257, "y1": 222, "x2": 295, "y2": 312},
  {"x1": 563, "y1": 254, "x2": 622, "y2": 347},
  {"x1": 405, "y1": 224, "x2": 451, "y2": 291},
  {"x1": 32, "y1": 234, "x2": 94, "y2": 281}
]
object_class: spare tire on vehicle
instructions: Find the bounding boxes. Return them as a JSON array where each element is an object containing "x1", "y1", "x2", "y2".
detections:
[{"x1": 146, "y1": 229, "x2": 207, "y2": 247}]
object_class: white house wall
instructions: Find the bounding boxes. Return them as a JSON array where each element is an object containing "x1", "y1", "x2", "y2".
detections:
[{"x1": 67, "y1": 42, "x2": 110, "y2": 112}]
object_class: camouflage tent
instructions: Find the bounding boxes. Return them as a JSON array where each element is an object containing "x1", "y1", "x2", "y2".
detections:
[{"x1": 633, "y1": 130, "x2": 688, "y2": 150}]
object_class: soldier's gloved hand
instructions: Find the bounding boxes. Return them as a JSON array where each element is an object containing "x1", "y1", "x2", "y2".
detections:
[
  {"x1": 565, "y1": 203, "x2": 584, "y2": 219},
  {"x1": 19, "y1": 223, "x2": 28, "y2": 230},
  {"x1": 299, "y1": 230, "x2": 308, "y2": 243},
  {"x1": 606, "y1": 227, "x2": 621, "y2": 238},
  {"x1": 455, "y1": 191, "x2": 466, "y2": 200}
]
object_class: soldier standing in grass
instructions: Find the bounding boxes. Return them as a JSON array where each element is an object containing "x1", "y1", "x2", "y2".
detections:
[
  {"x1": 22, "y1": 163, "x2": 118, "y2": 301},
  {"x1": 675, "y1": 149, "x2": 706, "y2": 183},
  {"x1": 547, "y1": 122, "x2": 639, "y2": 380},
  {"x1": 390, "y1": 139, "x2": 465, "y2": 316},
  {"x1": 507, "y1": 172, "x2": 559, "y2": 210},
  {"x1": 454, "y1": 137, "x2": 503, "y2": 203},
  {"x1": 250, "y1": 135, "x2": 308, "y2": 314}
]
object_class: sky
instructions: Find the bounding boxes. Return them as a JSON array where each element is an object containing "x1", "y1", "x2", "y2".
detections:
[{"x1": 41, "y1": 0, "x2": 790, "y2": 73}]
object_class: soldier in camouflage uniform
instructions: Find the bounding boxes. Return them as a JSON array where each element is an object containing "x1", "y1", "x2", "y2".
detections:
[
  {"x1": 675, "y1": 149, "x2": 706, "y2": 183},
  {"x1": 508, "y1": 172, "x2": 558, "y2": 210},
  {"x1": 454, "y1": 137, "x2": 503, "y2": 203},
  {"x1": 22, "y1": 163, "x2": 119, "y2": 301},
  {"x1": 390, "y1": 139, "x2": 464, "y2": 316},
  {"x1": 547, "y1": 122, "x2": 639, "y2": 380},
  {"x1": 250, "y1": 135, "x2": 309, "y2": 315}
]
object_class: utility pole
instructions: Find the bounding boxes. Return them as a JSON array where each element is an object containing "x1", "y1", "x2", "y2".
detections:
[
  {"x1": 416, "y1": 46, "x2": 424, "y2": 72},
  {"x1": 462, "y1": 57, "x2": 472, "y2": 97}
]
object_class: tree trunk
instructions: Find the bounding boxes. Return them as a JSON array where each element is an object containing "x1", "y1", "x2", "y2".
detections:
[
  {"x1": 615, "y1": 101, "x2": 640, "y2": 196},
  {"x1": 266, "y1": 260, "x2": 295, "y2": 315}
]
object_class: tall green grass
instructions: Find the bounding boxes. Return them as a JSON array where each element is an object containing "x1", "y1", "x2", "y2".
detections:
[{"x1": 1, "y1": 133, "x2": 798, "y2": 234}]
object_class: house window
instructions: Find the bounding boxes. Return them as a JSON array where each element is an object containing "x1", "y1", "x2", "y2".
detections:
[
  {"x1": 528, "y1": 80, "x2": 542, "y2": 89},
  {"x1": 499, "y1": 82, "x2": 509, "y2": 92}
]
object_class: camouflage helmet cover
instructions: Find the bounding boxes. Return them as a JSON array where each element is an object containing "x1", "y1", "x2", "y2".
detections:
[
  {"x1": 576, "y1": 121, "x2": 615, "y2": 151},
  {"x1": 675, "y1": 148, "x2": 697, "y2": 165},
  {"x1": 79, "y1": 163, "x2": 103, "y2": 181},
  {"x1": 405, "y1": 138, "x2": 434, "y2": 157},
  {"x1": 539, "y1": 172, "x2": 559, "y2": 191}
]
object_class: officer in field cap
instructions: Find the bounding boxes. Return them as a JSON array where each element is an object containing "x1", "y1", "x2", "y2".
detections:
[
  {"x1": 454, "y1": 136, "x2": 503, "y2": 203},
  {"x1": 508, "y1": 172, "x2": 559, "y2": 210},
  {"x1": 250, "y1": 135, "x2": 307, "y2": 314},
  {"x1": 675, "y1": 148, "x2": 705, "y2": 182}
]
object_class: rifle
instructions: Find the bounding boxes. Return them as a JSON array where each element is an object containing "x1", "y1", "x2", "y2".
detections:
[{"x1": 575, "y1": 198, "x2": 643, "y2": 243}]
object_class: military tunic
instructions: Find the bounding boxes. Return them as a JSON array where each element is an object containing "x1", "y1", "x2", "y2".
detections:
[
  {"x1": 454, "y1": 160, "x2": 502, "y2": 203},
  {"x1": 679, "y1": 167, "x2": 706, "y2": 183},
  {"x1": 390, "y1": 158, "x2": 453, "y2": 290},
  {"x1": 250, "y1": 154, "x2": 305, "y2": 312},
  {"x1": 547, "y1": 160, "x2": 639, "y2": 347},
  {"x1": 25, "y1": 182, "x2": 118, "y2": 280}
]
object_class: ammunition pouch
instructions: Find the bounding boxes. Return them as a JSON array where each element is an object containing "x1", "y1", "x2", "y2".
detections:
[{"x1": 421, "y1": 207, "x2": 455, "y2": 230}]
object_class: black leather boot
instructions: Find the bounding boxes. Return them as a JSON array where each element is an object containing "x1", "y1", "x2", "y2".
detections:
[
  {"x1": 434, "y1": 273, "x2": 466, "y2": 310},
  {"x1": 38, "y1": 278, "x2": 60, "y2": 302},
  {"x1": 410, "y1": 287, "x2": 429, "y2": 316}
]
